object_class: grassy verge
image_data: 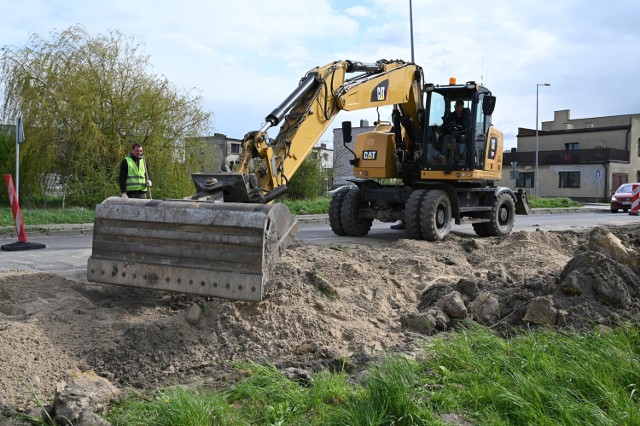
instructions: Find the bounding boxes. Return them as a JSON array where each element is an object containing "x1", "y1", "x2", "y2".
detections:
[
  {"x1": 103, "y1": 324, "x2": 639, "y2": 426},
  {"x1": 528, "y1": 196, "x2": 582, "y2": 208},
  {"x1": 0, "y1": 206, "x2": 95, "y2": 226}
]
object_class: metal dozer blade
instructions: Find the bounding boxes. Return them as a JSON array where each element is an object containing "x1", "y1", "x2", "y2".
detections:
[{"x1": 87, "y1": 175, "x2": 298, "y2": 301}]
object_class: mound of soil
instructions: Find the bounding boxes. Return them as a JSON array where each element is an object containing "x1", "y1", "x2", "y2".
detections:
[{"x1": 1, "y1": 224, "x2": 639, "y2": 417}]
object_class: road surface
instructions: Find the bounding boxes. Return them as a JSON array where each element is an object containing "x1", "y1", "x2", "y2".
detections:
[{"x1": 0, "y1": 210, "x2": 637, "y2": 279}]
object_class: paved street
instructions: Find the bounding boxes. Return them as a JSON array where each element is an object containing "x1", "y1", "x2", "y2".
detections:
[{"x1": 1, "y1": 203, "x2": 635, "y2": 282}]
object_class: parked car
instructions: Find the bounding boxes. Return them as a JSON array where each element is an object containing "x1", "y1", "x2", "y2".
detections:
[{"x1": 610, "y1": 183, "x2": 638, "y2": 213}]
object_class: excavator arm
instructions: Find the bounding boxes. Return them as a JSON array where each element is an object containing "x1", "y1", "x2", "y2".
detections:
[{"x1": 195, "y1": 59, "x2": 424, "y2": 203}]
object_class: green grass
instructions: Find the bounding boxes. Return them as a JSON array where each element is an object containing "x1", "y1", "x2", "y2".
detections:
[
  {"x1": 101, "y1": 324, "x2": 640, "y2": 426},
  {"x1": 0, "y1": 206, "x2": 95, "y2": 226},
  {"x1": 528, "y1": 196, "x2": 582, "y2": 208},
  {"x1": 281, "y1": 197, "x2": 331, "y2": 215}
]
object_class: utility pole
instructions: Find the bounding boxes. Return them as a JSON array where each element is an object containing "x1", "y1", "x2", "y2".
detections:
[{"x1": 409, "y1": 0, "x2": 415, "y2": 62}]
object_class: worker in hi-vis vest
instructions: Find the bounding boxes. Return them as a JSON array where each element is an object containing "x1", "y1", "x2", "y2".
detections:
[{"x1": 119, "y1": 143, "x2": 152, "y2": 199}]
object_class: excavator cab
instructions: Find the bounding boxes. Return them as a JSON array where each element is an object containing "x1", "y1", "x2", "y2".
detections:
[{"x1": 422, "y1": 81, "x2": 499, "y2": 176}]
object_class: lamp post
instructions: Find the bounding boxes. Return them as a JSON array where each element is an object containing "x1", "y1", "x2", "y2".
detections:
[
  {"x1": 409, "y1": 0, "x2": 415, "y2": 62},
  {"x1": 535, "y1": 83, "x2": 550, "y2": 197}
]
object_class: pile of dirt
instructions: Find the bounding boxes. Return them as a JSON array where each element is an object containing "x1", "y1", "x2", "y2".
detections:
[{"x1": 1, "y1": 224, "x2": 639, "y2": 417}]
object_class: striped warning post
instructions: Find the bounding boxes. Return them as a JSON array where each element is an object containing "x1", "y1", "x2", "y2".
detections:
[
  {"x1": 1, "y1": 174, "x2": 46, "y2": 251},
  {"x1": 630, "y1": 183, "x2": 639, "y2": 216}
]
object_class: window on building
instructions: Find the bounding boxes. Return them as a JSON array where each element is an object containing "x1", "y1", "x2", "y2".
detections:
[
  {"x1": 637, "y1": 138, "x2": 640, "y2": 156},
  {"x1": 565, "y1": 142, "x2": 579, "y2": 151},
  {"x1": 637, "y1": 170, "x2": 640, "y2": 182},
  {"x1": 323, "y1": 153, "x2": 329, "y2": 161},
  {"x1": 559, "y1": 171, "x2": 580, "y2": 188},
  {"x1": 516, "y1": 172, "x2": 534, "y2": 188},
  {"x1": 230, "y1": 143, "x2": 241, "y2": 154}
]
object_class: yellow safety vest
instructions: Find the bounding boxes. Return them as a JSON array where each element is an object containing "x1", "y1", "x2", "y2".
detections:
[{"x1": 125, "y1": 157, "x2": 147, "y2": 192}]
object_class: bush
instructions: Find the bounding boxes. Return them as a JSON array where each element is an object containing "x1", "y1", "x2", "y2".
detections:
[{"x1": 285, "y1": 157, "x2": 324, "y2": 200}]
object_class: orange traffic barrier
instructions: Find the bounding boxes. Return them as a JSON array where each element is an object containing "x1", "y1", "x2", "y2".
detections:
[
  {"x1": 630, "y1": 183, "x2": 639, "y2": 216},
  {"x1": 1, "y1": 174, "x2": 46, "y2": 251}
]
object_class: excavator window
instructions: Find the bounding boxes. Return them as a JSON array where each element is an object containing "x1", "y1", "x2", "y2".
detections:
[{"x1": 424, "y1": 93, "x2": 480, "y2": 169}]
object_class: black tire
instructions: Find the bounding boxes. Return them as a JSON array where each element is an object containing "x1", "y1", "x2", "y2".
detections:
[
  {"x1": 611, "y1": 208, "x2": 618, "y2": 213},
  {"x1": 329, "y1": 187, "x2": 349, "y2": 236},
  {"x1": 405, "y1": 189, "x2": 427, "y2": 240},
  {"x1": 483, "y1": 193, "x2": 515, "y2": 236},
  {"x1": 340, "y1": 188, "x2": 373, "y2": 237},
  {"x1": 420, "y1": 190, "x2": 452, "y2": 241},
  {"x1": 472, "y1": 222, "x2": 490, "y2": 237}
]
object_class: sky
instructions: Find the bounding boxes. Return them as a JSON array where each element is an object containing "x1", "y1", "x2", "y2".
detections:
[{"x1": 2, "y1": 0, "x2": 639, "y2": 150}]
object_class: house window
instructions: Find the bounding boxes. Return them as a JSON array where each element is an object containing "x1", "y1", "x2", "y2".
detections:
[
  {"x1": 516, "y1": 172, "x2": 534, "y2": 188},
  {"x1": 559, "y1": 171, "x2": 580, "y2": 188},
  {"x1": 565, "y1": 143, "x2": 579, "y2": 151},
  {"x1": 637, "y1": 138, "x2": 640, "y2": 156},
  {"x1": 564, "y1": 143, "x2": 579, "y2": 161},
  {"x1": 230, "y1": 143, "x2": 241, "y2": 154}
]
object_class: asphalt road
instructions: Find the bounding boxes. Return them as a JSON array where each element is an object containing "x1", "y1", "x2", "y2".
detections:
[{"x1": 1, "y1": 206, "x2": 637, "y2": 280}]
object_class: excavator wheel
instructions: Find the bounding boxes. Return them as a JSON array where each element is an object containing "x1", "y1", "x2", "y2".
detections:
[
  {"x1": 419, "y1": 190, "x2": 452, "y2": 241},
  {"x1": 328, "y1": 187, "x2": 350, "y2": 236},
  {"x1": 480, "y1": 193, "x2": 515, "y2": 237},
  {"x1": 405, "y1": 189, "x2": 427, "y2": 240},
  {"x1": 472, "y1": 222, "x2": 491, "y2": 237},
  {"x1": 339, "y1": 187, "x2": 373, "y2": 237},
  {"x1": 87, "y1": 197, "x2": 298, "y2": 301}
]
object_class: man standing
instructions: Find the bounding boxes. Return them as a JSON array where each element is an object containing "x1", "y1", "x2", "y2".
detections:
[{"x1": 119, "y1": 143, "x2": 152, "y2": 199}]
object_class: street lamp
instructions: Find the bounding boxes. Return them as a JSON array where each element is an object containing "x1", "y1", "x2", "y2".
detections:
[
  {"x1": 535, "y1": 83, "x2": 550, "y2": 197},
  {"x1": 409, "y1": 0, "x2": 415, "y2": 62}
]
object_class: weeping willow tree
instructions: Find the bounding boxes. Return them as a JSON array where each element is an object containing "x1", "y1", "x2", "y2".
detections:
[{"x1": 0, "y1": 25, "x2": 211, "y2": 207}]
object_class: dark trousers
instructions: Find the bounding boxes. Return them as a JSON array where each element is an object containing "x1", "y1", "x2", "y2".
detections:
[{"x1": 126, "y1": 191, "x2": 148, "y2": 199}]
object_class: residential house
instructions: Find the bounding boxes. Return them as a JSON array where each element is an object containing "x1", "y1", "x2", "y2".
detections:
[
  {"x1": 185, "y1": 133, "x2": 243, "y2": 174},
  {"x1": 499, "y1": 110, "x2": 640, "y2": 201}
]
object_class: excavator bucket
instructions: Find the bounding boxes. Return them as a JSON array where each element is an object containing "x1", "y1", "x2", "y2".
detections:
[
  {"x1": 515, "y1": 189, "x2": 532, "y2": 215},
  {"x1": 87, "y1": 197, "x2": 298, "y2": 301}
]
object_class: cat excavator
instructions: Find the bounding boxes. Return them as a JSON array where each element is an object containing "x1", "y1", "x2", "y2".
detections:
[{"x1": 87, "y1": 59, "x2": 529, "y2": 301}]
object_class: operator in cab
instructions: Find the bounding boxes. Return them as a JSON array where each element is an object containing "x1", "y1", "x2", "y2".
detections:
[
  {"x1": 441, "y1": 100, "x2": 471, "y2": 164},
  {"x1": 445, "y1": 99, "x2": 471, "y2": 129}
]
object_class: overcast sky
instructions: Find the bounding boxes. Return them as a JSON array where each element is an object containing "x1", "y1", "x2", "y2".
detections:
[{"x1": 2, "y1": 0, "x2": 639, "y2": 150}]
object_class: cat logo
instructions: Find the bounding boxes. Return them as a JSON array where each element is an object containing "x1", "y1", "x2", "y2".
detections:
[
  {"x1": 363, "y1": 150, "x2": 377, "y2": 160},
  {"x1": 370, "y1": 80, "x2": 389, "y2": 102}
]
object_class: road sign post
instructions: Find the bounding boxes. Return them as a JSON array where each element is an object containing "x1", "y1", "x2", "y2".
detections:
[{"x1": 15, "y1": 116, "x2": 25, "y2": 201}]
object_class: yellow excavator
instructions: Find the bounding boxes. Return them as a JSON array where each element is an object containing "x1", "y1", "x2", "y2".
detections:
[{"x1": 87, "y1": 59, "x2": 529, "y2": 301}]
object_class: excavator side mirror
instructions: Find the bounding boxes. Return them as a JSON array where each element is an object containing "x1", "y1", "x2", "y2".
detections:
[
  {"x1": 342, "y1": 121, "x2": 353, "y2": 143},
  {"x1": 482, "y1": 96, "x2": 496, "y2": 115}
]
